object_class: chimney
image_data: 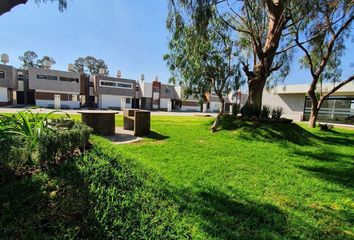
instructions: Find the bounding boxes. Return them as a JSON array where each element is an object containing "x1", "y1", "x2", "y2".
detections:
[
  {"x1": 154, "y1": 76, "x2": 159, "y2": 82},
  {"x1": 116, "y1": 70, "x2": 122, "y2": 78},
  {"x1": 43, "y1": 59, "x2": 52, "y2": 69},
  {"x1": 68, "y1": 63, "x2": 75, "y2": 72},
  {"x1": 99, "y1": 68, "x2": 106, "y2": 76},
  {"x1": 140, "y1": 74, "x2": 145, "y2": 82}
]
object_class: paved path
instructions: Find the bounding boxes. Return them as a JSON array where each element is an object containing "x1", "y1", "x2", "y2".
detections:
[{"x1": 0, "y1": 106, "x2": 217, "y2": 117}]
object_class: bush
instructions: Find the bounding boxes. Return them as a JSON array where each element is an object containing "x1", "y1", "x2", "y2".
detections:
[
  {"x1": 271, "y1": 107, "x2": 284, "y2": 120},
  {"x1": 261, "y1": 105, "x2": 271, "y2": 119},
  {"x1": 38, "y1": 119, "x2": 92, "y2": 167},
  {"x1": 241, "y1": 104, "x2": 261, "y2": 118},
  {"x1": 76, "y1": 136, "x2": 191, "y2": 239},
  {"x1": 232, "y1": 104, "x2": 239, "y2": 117}
]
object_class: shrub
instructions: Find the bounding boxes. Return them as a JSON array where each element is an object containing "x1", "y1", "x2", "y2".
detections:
[
  {"x1": 261, "y1": 105, "x2": 271, "y2": 119},
  {"x1": 38, "y1": 119, "x2": 92, "y2": 167},
  {"x1": 232, "y1": 104, "x2": 239, "y2": 117},
  {"x1": 271, "y1": 107, "x2": 284, "y2": 120},
  {"x1": 241, "y1": 104, "x2": 261, "y2": 118}
]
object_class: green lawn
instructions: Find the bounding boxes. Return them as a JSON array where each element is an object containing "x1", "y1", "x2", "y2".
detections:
[
  {"x1": 1, "y1": 113, "x2": 353, "y2": 239},
  {"x1": 111, "y1": 115, "x2": 354, "y2": 239}
]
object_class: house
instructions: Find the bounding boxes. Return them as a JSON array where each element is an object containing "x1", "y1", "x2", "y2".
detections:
[
  {"x1": 0, "y1": 64, "x2": 17, "y2": 106},
  {"x1": 262, "y1": 83, "x2": 354, "y2": 124},
  {"x1": 174, "y1": 86, "x2": 202, "y2": 112},
  {"x1": 92, "y1": 74, "x2": 136, "y2": 110},
  {"x1": 28, "y1": 67, "x2": 81, "y2": 109}
]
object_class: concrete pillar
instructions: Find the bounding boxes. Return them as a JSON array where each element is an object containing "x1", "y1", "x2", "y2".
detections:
[
  {"x1": 167, "y1": 100, "x2": 172, "y2": 112},
  {"x1": 121, "y1": 98, "x2": 127, "y2": 110}
]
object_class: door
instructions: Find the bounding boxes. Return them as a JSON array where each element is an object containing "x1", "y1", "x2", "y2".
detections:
[{"x1": 54, "y1": 94, "x2": 61, "y2": 109}]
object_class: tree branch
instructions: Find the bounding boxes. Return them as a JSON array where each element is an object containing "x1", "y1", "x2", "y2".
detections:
[
  {"x1": 0, "y1": 0, "x2": 28, "y2": 16},
  {"x1": 319, "y1": 75, "x2": 354, "y2": 102}
]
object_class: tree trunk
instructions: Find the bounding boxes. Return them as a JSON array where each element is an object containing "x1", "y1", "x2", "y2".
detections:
[
  {"x1": 242, "y1": 73, "x2": 266, "y2": 117},
  {"x1": 308, "y1": 106, "x2": 319, "y2": 128},
  {"x1": 211, "y1": 96, "x2": 225, "y2": 132},
  {"x1": 308, "y1": 87, "x2": 319, "y2": 128}
]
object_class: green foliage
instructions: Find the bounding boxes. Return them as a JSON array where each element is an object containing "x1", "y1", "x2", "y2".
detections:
[
  {"x1": 232, "y1": 103, "x2": 239, "y2": 116},
  {"x1": 241, "y1": 103, "x2": 261, "y2": 118},
  {"x1": 0, "y1": 111, "x2": 91, "y2": 169},
  {"x1": 38, "y1": 119, "x2": 92, "y2": 167},
  {"x1": 75, "y1": 137, "x2": 191, "y2": 239},
  {"x1": 260, "y1": 105, "x2": 271, "y2": 119},
  {"x1": 165, "y1": 4, "x2": 244, "y2": 100},
  {"x1": 18, "y1": 50, "x2": 56, "y2": 69},
  {"x1": 271, "y1": 106, "x2": 284, "y2": 120},
  {"x1": 73, "y1": 56, "x2": 109, "y2": 75}
]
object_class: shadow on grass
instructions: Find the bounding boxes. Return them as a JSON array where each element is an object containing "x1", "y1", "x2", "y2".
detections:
[
  {"x1": 297, "y1": 164, "x2": 354, "y2": 189},
  {"x1": 171, "y1": 187, "x2": 289, "y2": 239},
  {"x1": 0, "y1": 161, "x2": 106, "y2": 239},
  {"x1": 220, "y1": 116, "x2": 314, "y2": 146},
  {"x1": 145, "y1": 131, "x2": 170, "y2": 140}
]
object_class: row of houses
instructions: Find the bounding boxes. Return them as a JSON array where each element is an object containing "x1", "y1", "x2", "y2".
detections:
[{"x1": 0, "y1": 63, "x2": 242, "y2": 112}]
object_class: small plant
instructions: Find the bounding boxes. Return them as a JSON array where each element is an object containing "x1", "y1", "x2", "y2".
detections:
[
  {"x1": 271, "y1": 107, "x2": 283, "y2": 120},
  {"x1": 319, "y1": 124, "x2": 334, "y2": 131},
  {"x1": 261, "y1": 105, "x2": 271, "y2": 119}
]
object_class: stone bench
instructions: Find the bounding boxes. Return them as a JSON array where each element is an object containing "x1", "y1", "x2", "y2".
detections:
[
  {"x1": 78, "y1": 110, "x2": 119, "y2": 136},
  {"x1": 123, "y1": 109, "x2": 150, "y2": 137}
]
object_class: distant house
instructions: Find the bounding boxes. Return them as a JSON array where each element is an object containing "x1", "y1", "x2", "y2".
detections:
[
  {"x1": 0, "y1": 64, "x2": 17, "y2": 106},
  {"x1": 92, "y1": 74, "x2": 136, "y2": 110},
  {"x1": 27, "y1": 67, "x2": 81, "y2": 109},
  {"x1": 262, "y1": 83, "x2": 354, "y2": 124}
]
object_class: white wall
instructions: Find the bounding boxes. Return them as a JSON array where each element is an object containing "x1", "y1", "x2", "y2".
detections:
[
  {"x1": 181, "y1": 105, "x2": 201, "y2": 112},
  {"x1": 262, "y1": 90, "x2": 306, "y2": 121},
  {"x1": 100, "y1": 94, "x2": 132, "y2": 109},
  {"x1": 0, "y1": 87, "x2": 8, "y2": 102},
  {"x1": 209, "y1": 101, "x2": 221, "y2": 112},
  {"x1": 160, "y1": 98, "x2": 170, "y2": 109},
  {"x1": 36, "y1": 100, "x2": 80, "y2": 109},
  {"x1": 140, "y1": 82, "x2": 153, "y2": 98}
]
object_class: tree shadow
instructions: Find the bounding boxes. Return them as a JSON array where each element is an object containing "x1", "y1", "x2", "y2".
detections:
[
  {"x1": 170, "y1": 187, "x2": 289, "y2": 239},
  {"x1": 0, "y1": 160, "x2": 107, "y2": 239},
  {"x1": 145, "y1": 131, "x2": 170, "y2": 140},
  {"x1": 219, "y1": 116, "x2": 314, "y2": 146},
  {"x1": 297, "y1": 165, "x2": 354, "y2": 189}
]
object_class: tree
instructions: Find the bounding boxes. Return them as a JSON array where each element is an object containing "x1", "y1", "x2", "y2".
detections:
[
  {"x1": 18, "y1": 51, "x2": 38, "y2": 69},
  {"x1": 165, "y1": 6, "x2": 244, "y2": 131},
  {"x1": 0, "y1": 0, "x2": 68, "y2": 16},
  {"x1": 36, "y1": 56, "x2": 56, "y2": 68},
  {"x1": 73, "y1": 56, "x2": 109, "y2": 75},
  {"x1": 168, "y1": 0, "x2": 301, "y2": 117},
  {"x1": 289, "y1": 0, "x2": 354, "y2": 127}
]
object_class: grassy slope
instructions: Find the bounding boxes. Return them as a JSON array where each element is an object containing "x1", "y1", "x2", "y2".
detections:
[{"x1": 112, "y1": 115, "x2": 354, "y2": 240}]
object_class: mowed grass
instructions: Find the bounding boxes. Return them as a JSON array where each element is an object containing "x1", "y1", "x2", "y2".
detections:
[{"x1": 110, "y1": 115, "x2": 354, "y2": 240}]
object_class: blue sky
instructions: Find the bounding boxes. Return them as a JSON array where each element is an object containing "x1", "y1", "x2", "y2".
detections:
[{"x1": 0, "y1": 0, "x2": 353, "y2": 85}]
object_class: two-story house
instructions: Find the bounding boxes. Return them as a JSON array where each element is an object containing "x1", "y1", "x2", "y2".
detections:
[{"x1": 0, "y1": 64, "x2": 17, "y2": 106}]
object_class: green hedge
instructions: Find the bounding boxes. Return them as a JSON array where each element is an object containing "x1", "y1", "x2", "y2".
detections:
[
  {"x1": 38, "y1": 119, "x2": 92, "y2": 166},
  {"x1": 76, "y1": 136, "x2": 191, "y2": 239}
]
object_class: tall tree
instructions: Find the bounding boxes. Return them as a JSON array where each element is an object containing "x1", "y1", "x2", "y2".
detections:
[
  {"x1": 18, "y1": 51, "x2": 38, "y2": 69},
  {"x1": 289, "y1": 0, "x2": 354, "y2": 127},
  {"x1": 165, "y1": 6, "x2": 244, "y2": 131},
  {"x1": 73, "y1": 56, "x2": 109, "y2": 75},
  {"x1": 168, "y1": 0, "x2": 300, "y2": 117},
  {"x1": 36, "y1": 56, "x2": 56, "y2": 68},
  {"x1": 0, "y1": 0, "x2": 68, "y2": 16}
]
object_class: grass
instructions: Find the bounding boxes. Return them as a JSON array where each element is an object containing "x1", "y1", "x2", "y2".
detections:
[
  {"x1": 112, "y1": 115, "x2": 354, "y2": 239},
  {"x1": 1, "y1": 113, "x2": 353, "y2": 239}
]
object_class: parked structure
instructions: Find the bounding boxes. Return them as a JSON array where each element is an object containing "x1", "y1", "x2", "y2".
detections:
[{"x1": 262, "y1": 83, "x2": 354, "y2": 124}]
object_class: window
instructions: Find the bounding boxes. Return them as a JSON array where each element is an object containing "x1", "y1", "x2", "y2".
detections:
[
  {"x1": 99, "y1": 80, "x2": 133, "y2": 89},
  {"x1": 59, "y1": 76, "x2": 79, "y2": 82},
  {"x1": 47, "y1": 75, "x2": 58, "y2": 81},
  {"x1": 37, "y1": 74, "x2": 48, "y2": 80},
  {"x1": 0, "y1": 71, "x2": 5, "y2": 79},
  {"x1": 36, "y1": 74, "x2": 58, "y2": 80},
  {"x1": 18, "y1": 74, "x2": 24, "y2": 81},
  {"x1": 72, "y1": 95, "x2": 77, "y2": 101},
  {"x1": 165, "y1": 88, "x2": 172, "y2": 94},
  {"x1": 126, "y1": 98, "x2": 131, "y2": 104}
]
